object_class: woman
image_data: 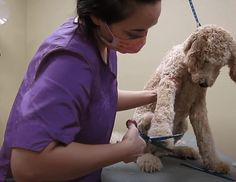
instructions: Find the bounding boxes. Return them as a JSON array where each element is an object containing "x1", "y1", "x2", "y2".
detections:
[{"x1": 0, "y1": 0, "x2": 162, "y2": 181}]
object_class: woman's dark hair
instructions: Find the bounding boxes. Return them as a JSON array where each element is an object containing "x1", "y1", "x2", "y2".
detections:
[{"x1": 77, "y1": 0, "x2": 161, "y2": 37}]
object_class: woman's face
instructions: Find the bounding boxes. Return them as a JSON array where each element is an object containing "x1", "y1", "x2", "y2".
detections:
[{"x1": 101, "y1": 1, "x2": 162, "y2": 41}]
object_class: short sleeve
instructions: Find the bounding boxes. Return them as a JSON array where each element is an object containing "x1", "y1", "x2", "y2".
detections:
[{"x1": 12, "y1": 52, "x2": 93, "y2": 151}]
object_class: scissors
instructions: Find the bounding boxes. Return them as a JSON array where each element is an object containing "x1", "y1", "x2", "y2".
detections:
[{"x1": 126, "y1": 119, "x2": 183, "y2": 150}]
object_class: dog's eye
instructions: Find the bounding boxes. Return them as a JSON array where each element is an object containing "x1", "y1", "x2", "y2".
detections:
[{"x1": 204, "y1": 60, "x2": 210, "y2": 64}]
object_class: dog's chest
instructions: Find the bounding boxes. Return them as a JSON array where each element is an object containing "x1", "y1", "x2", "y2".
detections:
[{"x1": 174, "y1": 81, "x2": 200, "y2": 115}]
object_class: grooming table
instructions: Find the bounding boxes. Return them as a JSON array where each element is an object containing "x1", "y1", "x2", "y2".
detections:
[{"x1": 102, "y1": 133, "x2": 236, "y2": 182}]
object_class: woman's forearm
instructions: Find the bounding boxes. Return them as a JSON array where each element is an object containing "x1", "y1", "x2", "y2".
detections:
[
  {"x1": 117, "y1": 89, "x2": 157, "y2": 111},
  {"x1": 11, "y1": 142, "x2": 130, "y2": 181},
  {"x1": 11, "y1": 124, "x2": 145, "y2": 182}
]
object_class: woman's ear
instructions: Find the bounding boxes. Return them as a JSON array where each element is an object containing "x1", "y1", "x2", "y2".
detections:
[
  {"x1": 90, "y1": 15, "x2": 102, "y2": 26},
  {"x1": 228, "y1": 40, "x2": 236, "y2": 82}
]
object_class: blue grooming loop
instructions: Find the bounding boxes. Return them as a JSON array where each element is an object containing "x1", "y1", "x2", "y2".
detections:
[{"x1": 188, "y1": 0, "x2": 201, "y2": 27}]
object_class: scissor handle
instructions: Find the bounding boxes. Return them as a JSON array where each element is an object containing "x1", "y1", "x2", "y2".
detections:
[{"x1": 126, "y1": 119, "x2": 138, "y2": 128}]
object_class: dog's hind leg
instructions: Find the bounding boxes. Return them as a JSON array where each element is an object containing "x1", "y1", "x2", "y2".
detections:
[{"x1": 172, "y1": 145, "x2": 199, "y2": 160}]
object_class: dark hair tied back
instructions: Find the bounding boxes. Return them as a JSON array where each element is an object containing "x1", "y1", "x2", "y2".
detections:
[{"x1": 77, "y1": 0, "x2": 160, "y2": 37}]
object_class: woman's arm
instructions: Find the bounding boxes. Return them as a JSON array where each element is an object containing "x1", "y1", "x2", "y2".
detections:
[
  {"x1": 117, "y1": 89, "x2": 157, "y2": 111},
  {"x1": 11, "y1": 124, "x2": 145, "y2": 182}
]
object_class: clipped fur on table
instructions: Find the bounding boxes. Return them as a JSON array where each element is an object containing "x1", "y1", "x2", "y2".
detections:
[{"x1": 133, "y1": 25, "x2": 236, "y2": 173}]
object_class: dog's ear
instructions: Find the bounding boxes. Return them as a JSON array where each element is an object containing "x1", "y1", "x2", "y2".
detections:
[
  {"x1": 183, "y1": 34, "x2": 197, "y2": 55},
  {"x1": 183, "y1": 33, "x2": 206, "y2": 72},
  {"x1": 228, "y1": 40, "x2": 236, "y2": 82},
  {"x1": 183, "y1": 34, "x2": 198, "y2": 70}
]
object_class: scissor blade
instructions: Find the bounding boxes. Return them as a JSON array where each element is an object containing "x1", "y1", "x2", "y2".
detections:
[
  {"x1": 149, "y1": 133, "x2": 184, "y2": 142},
  {"x1": 139, "y1": 132, "x2": 172, "y2": 152},
  {"x1": 139, "y1": 133, "x2": 150, "y2": 142}
]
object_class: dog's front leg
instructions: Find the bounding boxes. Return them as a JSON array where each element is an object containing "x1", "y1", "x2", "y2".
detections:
[
  {"x1": 148, "y1": 78, "x2": 177, "y2": 145},
  {"x1": 189, "y1": 93, "x2": 230, "y2": 173}
]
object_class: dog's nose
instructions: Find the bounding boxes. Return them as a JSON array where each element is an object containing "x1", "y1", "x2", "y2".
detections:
[{"x1": 199, "y1": 82, "x2": 208, "y2": 87}]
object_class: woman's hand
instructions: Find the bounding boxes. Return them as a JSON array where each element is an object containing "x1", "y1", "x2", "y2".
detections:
[{"x1": 121, "y1": 123, "x2": 146, "y2": 163}]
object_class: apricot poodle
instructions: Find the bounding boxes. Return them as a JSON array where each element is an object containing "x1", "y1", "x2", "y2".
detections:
[{"x1": 133, "y1": 25, "x2": 236, "y2": 173}]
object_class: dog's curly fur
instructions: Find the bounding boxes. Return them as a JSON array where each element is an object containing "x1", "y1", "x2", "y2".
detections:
[{"x1": 133, "y1": 25, "x2": 236, "y2": 173}]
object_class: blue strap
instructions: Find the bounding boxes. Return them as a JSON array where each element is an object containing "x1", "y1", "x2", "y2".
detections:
[{"x1": 188, "y1": 0, "x2": 201, "y2": 27}]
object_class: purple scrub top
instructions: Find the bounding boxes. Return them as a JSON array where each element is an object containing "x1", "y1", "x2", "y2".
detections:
[{"x1": 0, "y1": 17, "x2": 118, "y2": 182}]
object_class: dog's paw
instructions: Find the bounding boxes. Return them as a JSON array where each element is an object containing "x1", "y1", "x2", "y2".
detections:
[
  {"x1": 173, "y1": 146, "x2": 199, "y2": 160},
  {"x1": 206, "y1": 160, "x2": 230, "y2": 174},
  {"x1": 136, "y1": 153, "x2": 163, "y2": 173}
]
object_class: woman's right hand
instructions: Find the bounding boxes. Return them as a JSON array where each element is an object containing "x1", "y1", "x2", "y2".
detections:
[{"x1": 121, "y1": 123, "x2": 146, "y2": 163}]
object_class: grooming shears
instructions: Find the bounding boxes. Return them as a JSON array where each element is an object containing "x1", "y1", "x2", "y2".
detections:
[{"x1": 126, "y1": 119, "x2": 183, "y2": 150}]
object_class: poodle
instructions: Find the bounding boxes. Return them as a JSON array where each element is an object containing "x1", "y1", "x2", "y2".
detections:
[{"x1": 133, "y1": 25, "x2": 236, "y2": 174}]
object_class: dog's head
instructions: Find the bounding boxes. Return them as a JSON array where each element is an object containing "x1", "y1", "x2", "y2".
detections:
[{"x1": 183, "y1": 25, "x2": 236, "y2": 87}]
